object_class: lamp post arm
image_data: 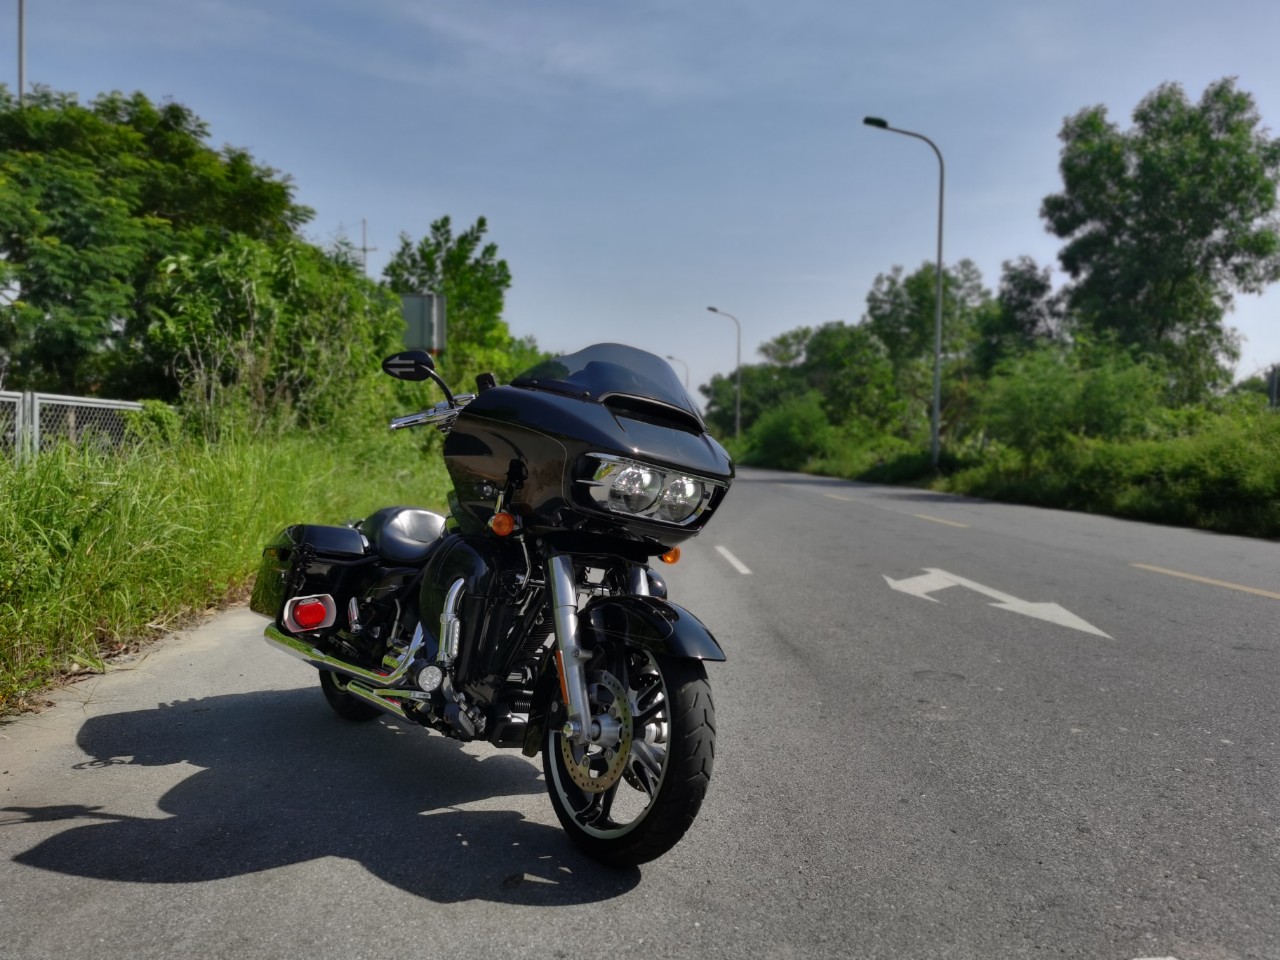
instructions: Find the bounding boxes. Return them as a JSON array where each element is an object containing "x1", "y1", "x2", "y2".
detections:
[
  {"x1": 706, "y1": 306, "x2": 743, "y2": 440},
  {"x1": 665, "y1": 355, "x2": 689, "y2": 390},
  {"x1": 866, "y1": 120, "x2": 946, "y2": 469}
]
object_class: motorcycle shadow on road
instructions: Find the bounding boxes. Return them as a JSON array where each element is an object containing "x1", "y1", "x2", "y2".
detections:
[{"x1": 6, "y1": 687, "x2": 641, "y2": 903}]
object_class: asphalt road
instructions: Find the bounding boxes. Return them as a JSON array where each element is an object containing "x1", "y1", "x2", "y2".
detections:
[{"x1": 2, "y1": 466, "x2": 1277, "y2": 960}]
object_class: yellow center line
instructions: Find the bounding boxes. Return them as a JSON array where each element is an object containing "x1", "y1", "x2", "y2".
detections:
[
  {"x1": 1130, "y1": 563, "x2": 1280, "y2": 601},
  {"x1": 823, "y1": 493, "x2": 854, "y2": 502},
  {"x1": 913, "y1": 514, "x2": 969, "y2": 528}
]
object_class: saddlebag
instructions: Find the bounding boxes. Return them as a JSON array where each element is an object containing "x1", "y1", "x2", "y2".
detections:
[{"x1": 249, "y1": 524, "x2": 372, "y2": 623}]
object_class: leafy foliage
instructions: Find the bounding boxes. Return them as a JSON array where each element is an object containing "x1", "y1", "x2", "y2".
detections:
[
  {"x1": 146, "y1": 236, "x2": 406, "y2": 437},
  {"x1": 1042, "y1": 78, "x2": 1280, "y2": 401},
  {"x1": 703, "y1": 78, "x2": 1279, "y2": 543},
  {"x1": 950, "y1": 395, "x2": 1280, "y2": 537},
  {"x1": 383, "y1": 216, "x2": 542, "y2": 387},
  {"x1": 978, "y1": 345, "x2": 1165, "y2": 470},
  {"x1": 0, "y1": 86, "x2": 312, "y2": 396},
  {"x1": 742, "y1": 392, "x2": 833, "y2": 470},
  {"x1": 863, "y1": 259, "x2": 990, "y2": 369},
  {"x1": 973, "y1": 256, "x2": 1063, "y2": 376}
]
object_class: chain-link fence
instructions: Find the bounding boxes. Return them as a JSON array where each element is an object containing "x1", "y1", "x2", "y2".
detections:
[
  {"x1": 1, "y1": 391, "x2": 23, "y2": 458},
  {"x1": 1, "y1": 391, "x2": 144, "y2": 458}
]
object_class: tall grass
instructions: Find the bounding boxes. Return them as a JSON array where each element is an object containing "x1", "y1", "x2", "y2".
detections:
[{"x1": 0, "y1": 432, "x2": 449, "y2": 710}]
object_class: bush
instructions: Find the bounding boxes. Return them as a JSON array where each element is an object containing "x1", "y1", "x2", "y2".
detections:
[
  {"x1": 946, "y1": 405, "x2": 1280, "y2": 537},
  {"x1": 741, "y1": 392, "x2": 834, "y2": 470},
  {"x1": 123, "y1": 400, "x2": 184, "y2": 444},
  {"x1": 979, "y1": 346, "x2": 1165, "y2": 471}
]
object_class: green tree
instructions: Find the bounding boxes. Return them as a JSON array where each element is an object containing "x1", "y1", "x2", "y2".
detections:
[
  {"x1": 698, "y1": 321, "x2": 905, "y2": 450},
  {"x1": 743, "y1": 391, "x2": 833, "y2": 470},
  {"x1": 699, "y1": 361, "x2": 803, "y2": 441},
  {"x1": 383, "y1": 216, "x2": 538, "y2": 386},
  {"x1": 1232, "y1": 367, "x2": 1279, "y2": 406},
  {"x1": 0, "y1": 85, "x2": 312, "y2": 395},
  {"x1": 973, "y1": 256, "x2": 1063, "y2": 376},
  {"x1": 862, "y1": 259, "x2": 993, "y2": 445},
  {"x1": 799, "y1": 321, "x2": 901, "y2": 432},
  {"x1": 1041, "y1": 77, "x2": 1280, "y2": 401},
  {"x1": 146, "y1": 236, "x2": 404, "y2": 436},
  {"x1": 756, "y1": 326, "x2": 812, "y2": 367},
  {"x1": 0, "y1": 150, "x2": 151, "y2": 390},
  {"x1": 863, "y1": 259, "x2": 989, "y2": 370}
]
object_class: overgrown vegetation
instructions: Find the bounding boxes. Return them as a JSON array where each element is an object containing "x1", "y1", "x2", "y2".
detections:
[
  {"x1": 702, "y1": 78, "x2": 1280, "y2": 538},
  {"x1": 0, "y1": 86, "x2": 529, "y2": 709},
  {"x1": 0, "y1": 429, "x2": 449, "y2": 711}
]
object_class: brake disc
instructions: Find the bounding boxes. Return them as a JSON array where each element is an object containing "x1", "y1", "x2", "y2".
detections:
[{"x1": 560, "y1": 670, "x2": 634, "y2": 794}]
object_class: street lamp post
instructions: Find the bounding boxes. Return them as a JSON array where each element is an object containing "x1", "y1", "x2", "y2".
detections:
[
  {"x1": 706, "y1": 306, "x2": 741, "y2": 440},
  {"x1": 665, "y1": 354, "x2": 690, "y2": 390},
  {"x1": 863, "y1": 116, "x2": 945, "y2": 470},
  {"x1": 18, "y1": 0, "x2": 25, "y2": 107}
]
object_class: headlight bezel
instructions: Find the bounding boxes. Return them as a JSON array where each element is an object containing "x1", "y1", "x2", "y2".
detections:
[{"x1": 578, "y1": 453, "x2": 725, "y2": 527}]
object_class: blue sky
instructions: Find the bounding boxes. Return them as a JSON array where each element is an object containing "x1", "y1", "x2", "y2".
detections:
[{"x1": 8, "y1": 0, "x2": 1280, "y2": 398}]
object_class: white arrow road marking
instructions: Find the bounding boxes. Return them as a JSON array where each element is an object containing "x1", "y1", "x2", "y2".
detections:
[
  {"x1": 884, "y1": 568, "x2": 1111, "y2": 638},
  {"x1": 882, "y1": 569, "x2": 958, "y2": 601}
]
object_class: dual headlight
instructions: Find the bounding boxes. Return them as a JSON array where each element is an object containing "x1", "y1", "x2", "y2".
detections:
[{"x1": 580, "y1": 454, "x2": 720, "y2": 525}]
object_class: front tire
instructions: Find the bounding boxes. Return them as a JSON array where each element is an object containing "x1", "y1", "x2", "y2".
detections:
[{"x1": 543, "y1": 650, "x2": 716, "y2": 867}]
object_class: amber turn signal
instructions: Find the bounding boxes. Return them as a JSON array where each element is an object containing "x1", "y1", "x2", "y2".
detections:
[
  {"x1": 660, "y1": 548, "x2": 681, "y2": 565},
  {"x1": 489, "y1": 512, "x2": 516, "y2": 537}
]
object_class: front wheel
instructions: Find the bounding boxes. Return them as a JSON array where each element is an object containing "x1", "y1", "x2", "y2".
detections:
[{"x1": 543, "y1": 649, "x2": 716, "y2": 867}]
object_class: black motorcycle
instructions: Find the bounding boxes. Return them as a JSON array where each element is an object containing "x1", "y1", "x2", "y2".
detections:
[{"x1": 250, "y1": 343, "x2": 734, "y2": 866}]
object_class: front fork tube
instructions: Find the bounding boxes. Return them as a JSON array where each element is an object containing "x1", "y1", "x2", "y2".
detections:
[
  {"x1": 627, "y1": 565, "x2": 650, "y2": 597},
  {"x1": 547, "y1": 554, "x2": 596, "y2": 745}
]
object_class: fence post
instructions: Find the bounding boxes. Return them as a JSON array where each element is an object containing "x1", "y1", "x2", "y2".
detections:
[
  {"x1": 29, "y1": 392, "x2": 40, "y2": 454},
  {"x1": 21, "y1": 392, "x2": 33, "y2": 460}
]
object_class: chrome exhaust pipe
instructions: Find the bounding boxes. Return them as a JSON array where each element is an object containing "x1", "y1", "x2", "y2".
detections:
[
  {"x1": 263, "y1": 621, "x2": 426, "y2": 687},
  {"x1": 263, "y1": 579, "x2": 467, "y2": 690},
  {"x1": 339, "y1": 678, "x2": 421, "y2": 724}
]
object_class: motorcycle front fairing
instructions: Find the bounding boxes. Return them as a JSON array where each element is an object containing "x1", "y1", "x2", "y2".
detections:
[{"x1": 442, "y1": 344, "x2": 733, "y2": 554}]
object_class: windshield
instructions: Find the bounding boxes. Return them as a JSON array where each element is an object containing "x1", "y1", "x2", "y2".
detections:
[{"x1": 511, "y1": 343, "x2": 702, "y2": 421}]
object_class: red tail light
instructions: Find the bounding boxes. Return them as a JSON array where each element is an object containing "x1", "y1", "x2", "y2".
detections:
[
  {"x1": 284, "y1": 594, "x2": 336, "y2": 633},
  {"x1": 292, "y1": 600, "x2": 329, "y2": 631}
]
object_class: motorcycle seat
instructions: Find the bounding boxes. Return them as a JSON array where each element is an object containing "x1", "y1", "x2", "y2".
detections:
[{"x1": 360, "y1": 507, "x2": 447, "y2": 564}]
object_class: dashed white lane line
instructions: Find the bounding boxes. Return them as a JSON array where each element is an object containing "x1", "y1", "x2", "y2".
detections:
[
  {"x1": 715, "y1": 546, "x2": 753, "y2": 575},
  {"x1": 813, "y1": 487, "x2": 969, "y2": 527}
]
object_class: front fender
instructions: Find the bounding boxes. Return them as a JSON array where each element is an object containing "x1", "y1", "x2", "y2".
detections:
[
  {"x1": 580, "y1": 595, "x2": 726, "y2": 662},
  {"x1": 520, "y1": 595, "x2": 725, "y2": 757}
]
